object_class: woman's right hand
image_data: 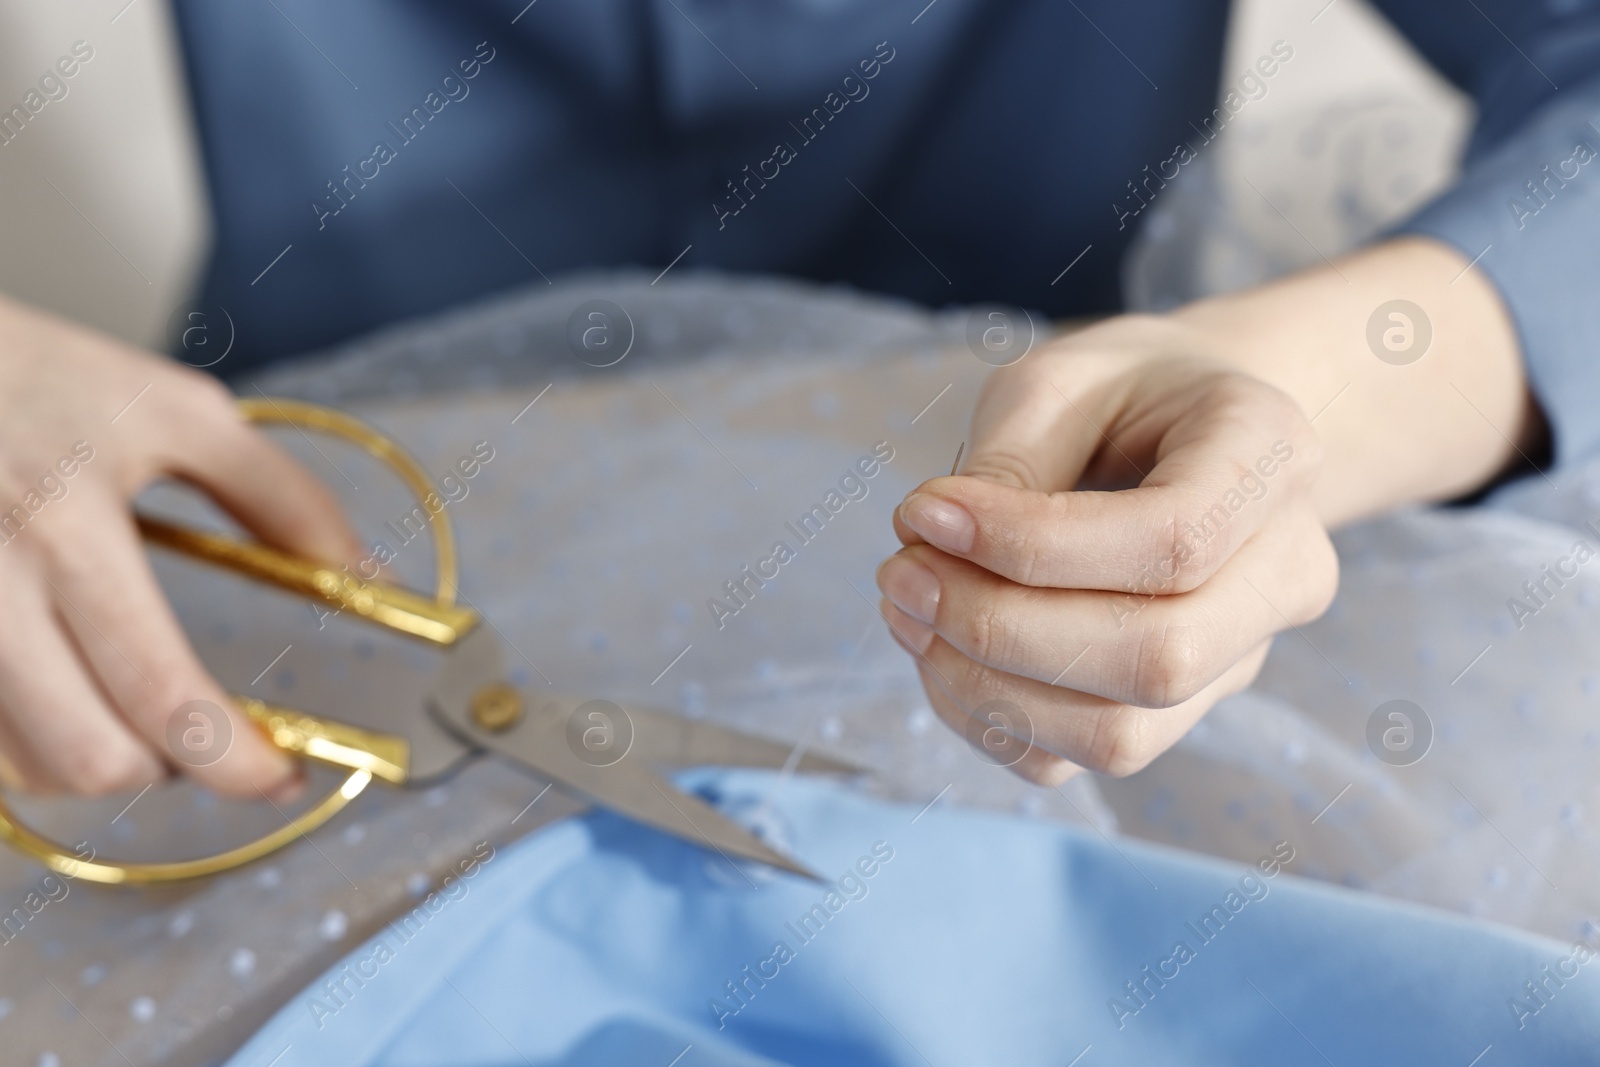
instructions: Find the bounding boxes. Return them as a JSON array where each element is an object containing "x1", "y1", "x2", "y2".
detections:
[{"x1": 0, "y1": 294, "x2": 361, "y2": 799}]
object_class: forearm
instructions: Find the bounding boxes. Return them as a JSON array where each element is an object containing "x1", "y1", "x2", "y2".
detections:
[{"x1": 1165, "y1": 236, "x2": 1541, "y2": 527}]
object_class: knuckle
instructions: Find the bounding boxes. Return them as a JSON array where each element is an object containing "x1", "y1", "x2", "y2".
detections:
[
  {"x1": 1130, "y1": 622, "x2": 1207, "y2": 708},
  {"x1": 0, "y1": 743, "x2": 53, "y2": 795},
  {"x1": 962, "y1": 596, "x2": 1016, "y2": 667},
  {"x1": 1201, "y1": 380, "x2": 1259, "y2": 426},
  {"x1": 1163, "y1": 498, "x2": 1223, "y2": 592},
  {"x1": 1203, "y1": 374, "x2": 1321, "y2": 472},
  {"x1": 961, "y1": 448, "x2": 1046, "y2": 491},
  {"x1": 35, "y1": 504, "x2": 113, "y2": 569},
  {"x1": 1295, "y1": 429, "x2": 1325, "y2": 481},
  {"x1": 1210, "y1": 374, "x2": 1293, "y2": 426},
  {"x1": 173, "y1": 367, "x2": 236, "y2": 413},
  {"x1": 1085, "y1": 709, "x2": 1158, "y2": 777},
  {"x1": 1277, "y1": 419, "x2": 1324, "y2": 486},
  {"x1": 61, "y1": 740, "x2": 151, "y2": 796},
  {"x1": 155, "y1": 370, "x2": 241, "y2": 441},
  {"x1": 1007, "y1": 521, "x2": 1065, "y2": 588},
  {"x1": 1012, "y1": 753, "x2": 1078, "y2": 787},
  {"x1": 948, "y1": 642, "x2": 996, "y2": 697},
  {"x1": 143, "y1": 676, "x2": 205, "y2": 730},
  {"x1": 1235, "y1": 380, "x2": 1322, "y2": 483},
  {"x1": 1300, "y1": 533, "x2": 1341, "y2": 621},
  {"x1": 12, "y1": 768, "x2": 59, "y2": 796}
]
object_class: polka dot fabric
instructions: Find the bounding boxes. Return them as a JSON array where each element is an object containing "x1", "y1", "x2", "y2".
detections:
[{"x1": 0, "y1": 273, "x2": 1589, "y2": 1063}]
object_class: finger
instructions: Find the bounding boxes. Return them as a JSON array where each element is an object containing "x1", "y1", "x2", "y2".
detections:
[
  {"x1": 0, "y1": 641, "x2": 47, "y2": 793},
  {"x1": 43, "y1": 506, "x2": 301, "y2": 799},
  {"x1": 0, "y1": 695, "x2": 64, "y2": 793},
  {"x1": 0, "y1": 742, "x2": 27, "y2": 790},
  {"x1": 891, "y1": 599, "x2": 1271, "y2": 778},
  {"x1": 879, "y1": 506, "x2": 1336, "y2": 707},
  {"x1": 896, "y1": 375, "x2": 1318, "y2": 594},
  {"x1": 150, "y1": 377, "x2": 363, "y2": 564},
  {"x1": 955, "y1": 359, "x2": 1118, "y2": 491},
  {"x1": 881, "y1": 599, "x2": 1081, "y2": 787},
  {"x1": 0, "y1": 575, "x2": 165, "y2": 795}
]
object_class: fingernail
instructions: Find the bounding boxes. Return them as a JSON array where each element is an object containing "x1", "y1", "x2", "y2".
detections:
[
  {"x1": 881, "y1": 601, "x2": 935, "y2": 655},
  {"x1": 899, "y1": 494, "x2": 975, "y2": 553},
  {"x1": 877, "y1": 556, "x2": 941, "y2": 625}
]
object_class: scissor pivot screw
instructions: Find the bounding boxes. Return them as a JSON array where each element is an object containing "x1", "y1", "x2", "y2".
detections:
[{"x1": 471, "y1": 684, "x2": 524, "y2": 732}]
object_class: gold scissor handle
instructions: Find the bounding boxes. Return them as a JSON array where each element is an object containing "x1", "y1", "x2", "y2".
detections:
[
  {"x1": 0, "y1": 699, "x2": 408, "y2": 885},
  {"x1": 136, "y1": 516, "x2": 477, "y2": 645},
  {"x1": 224, "y1": 395, "x2": 478, "y2": 639},
  {"x1": 0, "y1": 397, "x2": 464, "y2": 885},
  {"x1": 0, "y1": 768, "x2": 375, "y2": 886},
  {"x1": 237, "y1": 696, "x2": 410, "y2": 787}
]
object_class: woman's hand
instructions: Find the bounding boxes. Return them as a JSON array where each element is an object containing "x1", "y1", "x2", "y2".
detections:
[
  {"x1": 878, "y1": 237, "x2": 1538, "y2": 784},
  {"x1": 0, "y1": 294, "x2": 361, "y2": 798},
  {"x1": 880, "y1": 322, "x2": 1336, "y2": 782}
]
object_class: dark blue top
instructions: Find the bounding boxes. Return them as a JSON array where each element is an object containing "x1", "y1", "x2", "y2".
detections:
[{"x1": 171, "y1": 0, "x2": 1600, "y2": 466}]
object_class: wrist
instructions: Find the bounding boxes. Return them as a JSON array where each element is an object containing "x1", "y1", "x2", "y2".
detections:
[{"x1": 1161, "y1": 237, "x2": 1534, "y2": 524}]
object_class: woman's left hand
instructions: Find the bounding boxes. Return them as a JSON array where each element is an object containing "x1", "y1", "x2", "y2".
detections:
[
  {"x1": 877, "y1": 313, "x2": 1339, "y2": 783},
  {"x1": 877, "y1": 236, "x2": 1545, "y2": 784}
]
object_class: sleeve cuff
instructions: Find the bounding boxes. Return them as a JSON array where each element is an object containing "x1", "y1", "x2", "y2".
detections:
[{"x1": 1396, "y1": 71, "x2": 1600, "y2": 470}]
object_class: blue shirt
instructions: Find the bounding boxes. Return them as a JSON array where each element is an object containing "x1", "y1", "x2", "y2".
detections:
[{"x1": 172, "y1": 0, "x2": 1600, "y2": 465}]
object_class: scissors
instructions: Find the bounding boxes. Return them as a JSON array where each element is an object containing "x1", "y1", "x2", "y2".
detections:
[{"x1": 0, "y1": 399, "x2": 852, "y2": 885}]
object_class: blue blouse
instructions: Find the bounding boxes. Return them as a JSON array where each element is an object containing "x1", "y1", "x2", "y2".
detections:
[{"x1": 171, "y1": 0, "x2": 1600, "y2": 465}]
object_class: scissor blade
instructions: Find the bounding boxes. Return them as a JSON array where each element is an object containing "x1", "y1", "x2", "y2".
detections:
[
  {"x1": 427, "y1": 628, "x2": 823, "y2": 879},
  {"x1": 462, "y1": 707, "x2": 820, "y2": 880},
  {"x1": 429, "y1": 628, "x2": 863, "y2": 778},
  {"x1": 624, "y1": 705, "x2": 865, "y2": 777}
]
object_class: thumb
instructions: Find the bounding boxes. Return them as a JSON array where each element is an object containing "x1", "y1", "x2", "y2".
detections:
[
  {"x1": 956, "y1": 364, "x2": 1113, "y2": 491},
  {"x1": 893, "y1": 365, "x2": 1115, "y2": 549}
]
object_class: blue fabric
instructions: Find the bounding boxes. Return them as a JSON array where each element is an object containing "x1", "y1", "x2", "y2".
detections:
[{"x1": 222, "y1": 770, "x2": 1600, "y2": 1066}]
